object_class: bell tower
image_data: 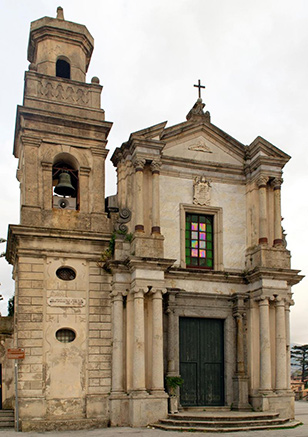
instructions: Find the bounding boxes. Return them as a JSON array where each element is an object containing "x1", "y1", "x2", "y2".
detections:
[
  {"x1": 14, "y1": 6, "x2": 112, "y2": 231},
  {"x1": 7, "y1": 8, "x2": 114, "y2": 431}
]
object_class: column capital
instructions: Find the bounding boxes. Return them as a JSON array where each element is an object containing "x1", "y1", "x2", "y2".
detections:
[
  {"x1": 256, "y1": 295, "x2": 273, "y2": 305},
  {"x1": 131, "y1": 287, "x2": 147, "y2": 298},
  {"x1": 257, "y1": 175, "x2": 269, "y2": 188},
  {"x1": 110, "y1": 287, "x2": 127, "y2": 298},
  {"x1": 150, "y1": 159, "x2": 162, "y2": 174},
  {"x1": 274, "y1": 296, "x2": 286, "y2": 306},
  {"x1": 132, "y1": 157, "x2": 146, "y2": 171},
  {"x1": 150, "y1": 288, "x2": 167, "y2": 298},
  {"x1": 271, "y1": 177, "x2": 283, "y2": 190}
]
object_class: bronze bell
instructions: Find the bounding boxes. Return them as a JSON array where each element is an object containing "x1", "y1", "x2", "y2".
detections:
[{"x1": 54, "y1": 171, "x2": 75, "y2": 197}]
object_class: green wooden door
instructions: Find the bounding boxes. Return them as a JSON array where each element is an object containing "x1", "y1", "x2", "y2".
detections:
[{"x1": 179, "y1": 317, "x2": 224, "y2": 406}]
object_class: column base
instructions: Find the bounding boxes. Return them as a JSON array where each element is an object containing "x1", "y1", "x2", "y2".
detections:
[
  {"x1": 109, "y1": 393, "x2": 129, "y2": 427},
  {"x1": 250, "y1": 391, "x2": 294, "y2": 419},
  {"x1": 129, "y1": 392, "x2": 168, "y2": 426},
  {"x1": 232, "y1": 375, "x2": 252, "y2": 411}
]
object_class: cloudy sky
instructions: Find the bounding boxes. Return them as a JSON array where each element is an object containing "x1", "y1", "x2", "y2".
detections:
[{"x1": 0, "y1": 0, "x2": 307, "y2": 344}]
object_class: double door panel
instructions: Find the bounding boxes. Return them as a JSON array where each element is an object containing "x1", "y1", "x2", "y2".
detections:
[{"x1": 179, "y1": 317, "x2": 224, "y2": 406}]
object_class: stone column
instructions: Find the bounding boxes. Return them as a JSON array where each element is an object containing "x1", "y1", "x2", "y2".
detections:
[
  {"x1": 275, "y1": 297, "x2": 287, "y2": 391},
  {"x1": 126, "y1": 292, "x2": 134, "y2": 392},
  {"x1": 232, "y1": 295, "x2": 250, "y2": 410},
  {"x1": 272, "y1": 178, "x2": 283, "y2": 246},
  {"x1": 132, "y1": 288, "x2": 147, "y2": 393},
  {"x1": 285, "y1": 299, "x2": 293, "y2": 389},
  {"x1": 257, "y1": 176, "x2": 268, "y2": 244},
  {"x1": 166, "y1": 291, "x2": 178, "y2": 376},
  {"x1": 111, "y1": 290, "x2": 125, "y2": 394},
  {"x1": 259, "y1": 297, "x2": 272, "y2": 391},
  {"x1": 133, "y1": 158, "x2": 146, "y2": 232},
  {"x1": 235, "y1": 312, "x2": 245, "y2": 375},
  {"x1": 151, "y1": 288, "x2": 165, "y2": 394},
  {"x1": 151, "y1": 160, "x2": 161, "y2": 234}
]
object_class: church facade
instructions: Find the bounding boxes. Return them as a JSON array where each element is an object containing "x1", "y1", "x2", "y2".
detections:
[{"x1": 3, "y1": 7, "x2": 303, "y2": 432}]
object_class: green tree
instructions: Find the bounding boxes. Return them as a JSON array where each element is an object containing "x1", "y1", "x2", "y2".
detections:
[{"x1": 291, "y1": 344, "x2": 308, "y2": 382}]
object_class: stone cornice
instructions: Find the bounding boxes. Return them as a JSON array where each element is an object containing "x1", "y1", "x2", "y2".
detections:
[
  {"x1": 6, "y1": 224, "x2": 112, "y2": 265},
  {"x1": 244, "y1": 267, "x2": 304, "y2": 286},
  {"x1": 14, "y1": 105, "x2": 112, "y2": 158},
  {"x1": 166, "y1": 267, "x2": 247, "y2": 284},
  {"x1": 161, "y1": 155, "x2": 246, "y2": 181},
  {"x1": 127, "y1": 257, "x2": 176, "y2": 272}
]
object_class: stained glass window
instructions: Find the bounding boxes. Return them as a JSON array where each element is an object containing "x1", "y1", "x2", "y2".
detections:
[{"x1": 185, "y1": 214, "x2": 213, "y2": 269}]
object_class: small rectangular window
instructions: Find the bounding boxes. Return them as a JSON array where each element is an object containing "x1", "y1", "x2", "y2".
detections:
[{"x1": 185, "y1": 213, "x2": 213, "y2": 269}]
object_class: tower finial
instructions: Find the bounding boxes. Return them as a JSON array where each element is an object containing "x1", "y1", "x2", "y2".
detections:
[{"x1": 57, "y1": 6, "x2": 64, "y2": 20}]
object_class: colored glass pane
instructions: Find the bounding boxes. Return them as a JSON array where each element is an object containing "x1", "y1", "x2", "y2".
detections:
[{"x1": 185, "y1": 213, "x2": 213, "y2": 270}]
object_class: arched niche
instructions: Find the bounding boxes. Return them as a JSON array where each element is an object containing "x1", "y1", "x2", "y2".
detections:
[{"x1": 52, "y1": 153, "x2": 79, "y2": 210}]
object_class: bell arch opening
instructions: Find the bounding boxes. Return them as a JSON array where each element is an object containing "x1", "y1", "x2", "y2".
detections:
[
  {"x1": 52, "y1": 154, "x2": 79, "y2": 210},
  {"x1": 56, "y1": 58, "x2": 71, "y2": 79}
]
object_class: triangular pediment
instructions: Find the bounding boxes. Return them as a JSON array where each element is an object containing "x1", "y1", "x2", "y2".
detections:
[{"x1": 161, "y1": 122, "x2": 245, "y2": 167}]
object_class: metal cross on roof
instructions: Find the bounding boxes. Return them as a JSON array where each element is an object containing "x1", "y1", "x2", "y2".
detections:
[{"x1": 194, "y1": 79, "x2": 205, "y2": 99}]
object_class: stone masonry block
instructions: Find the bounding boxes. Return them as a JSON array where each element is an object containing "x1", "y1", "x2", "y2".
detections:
[
  {"x1": 19, "y1": 264, "x2": 32, "y2": 272},
  {"x1": 19, "y1": 272, "x2": 44, "y2": 280},
  {"x1": 31, "y1": 297, "x2": 43, "y2": 305}
]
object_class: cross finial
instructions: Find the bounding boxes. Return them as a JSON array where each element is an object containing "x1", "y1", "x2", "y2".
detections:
[{"x1": 194, "y1": 79, "x2": 205, "y2": 99}]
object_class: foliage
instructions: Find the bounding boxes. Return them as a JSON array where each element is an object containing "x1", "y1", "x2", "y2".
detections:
[
  {"x1": 7, "y1": 296, "x2": 14, "y2": 316},
  {"x1": 291, "y1": 344, "x2": 308, "y2": 382},
  {"x1": 165, "y1": 376, "x2": 184, "y2": 396},
  {"x1": 101, "y1": 230, "x2": 133, "y2": 262}
]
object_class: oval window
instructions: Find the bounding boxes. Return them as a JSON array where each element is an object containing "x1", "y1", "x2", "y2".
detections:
[
  {"x1": 56, "y1": 267, "x2": 76, "y2": 281},
  {"x1": 56, "y1": 328, "x2": 76, "y2": 343}
]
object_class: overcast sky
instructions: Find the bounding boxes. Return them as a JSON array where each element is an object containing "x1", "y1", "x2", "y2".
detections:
[{"x1": 0, "y1": 0, "x2": 307, "y2": 344}]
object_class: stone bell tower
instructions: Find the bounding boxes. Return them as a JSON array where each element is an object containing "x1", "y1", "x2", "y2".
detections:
[{"x1": 6, "y1": 7, "x2": 113, "y2": 431}]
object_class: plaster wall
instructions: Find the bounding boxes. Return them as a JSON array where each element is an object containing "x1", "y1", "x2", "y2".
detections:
[{"x1": 160, "y1": 174, "x2": 246, "y2": 270}]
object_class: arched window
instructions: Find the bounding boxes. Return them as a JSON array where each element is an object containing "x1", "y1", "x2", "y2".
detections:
[
  {"x1": 52, "y1": 155, "x2": 79, "y2": 210},
  {"x1": 56, "y1": 59, "x2": 71, "y2": 79}
]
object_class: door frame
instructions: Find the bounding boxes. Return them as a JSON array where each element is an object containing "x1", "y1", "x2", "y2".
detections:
[{"x1": 167, "y1": 291, "x2": 235, "y2": 407}]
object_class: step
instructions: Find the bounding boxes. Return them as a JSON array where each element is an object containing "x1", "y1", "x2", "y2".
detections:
[
  {"x1": 168, "y1": 412, "x2": 280, "y2": 422},
  {"x1": 0, "y1": 421, "x2": 14, "y2": 428},
  {"x1": 159, "y1": 417, "x2": 289, "y2": 428},
  {"x1": 152, "y1": 419, "x2": 302, "y2": 433},
  {"x1": 0, "y1": 410, "x2": 14, "y2": 428}
]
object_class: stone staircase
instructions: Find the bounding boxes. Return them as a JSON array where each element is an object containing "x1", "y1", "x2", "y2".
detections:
[
  {"x1": 0, "y1": 409, "x2": 14, "y2": 428},
  {"x1": 151, "y1": 409, "x2": 302, "y2": 432}
]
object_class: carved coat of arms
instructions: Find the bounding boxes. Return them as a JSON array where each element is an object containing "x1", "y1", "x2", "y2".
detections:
[{"x1": 193, "y1": 176, "x2": 211, "y2": 206}]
